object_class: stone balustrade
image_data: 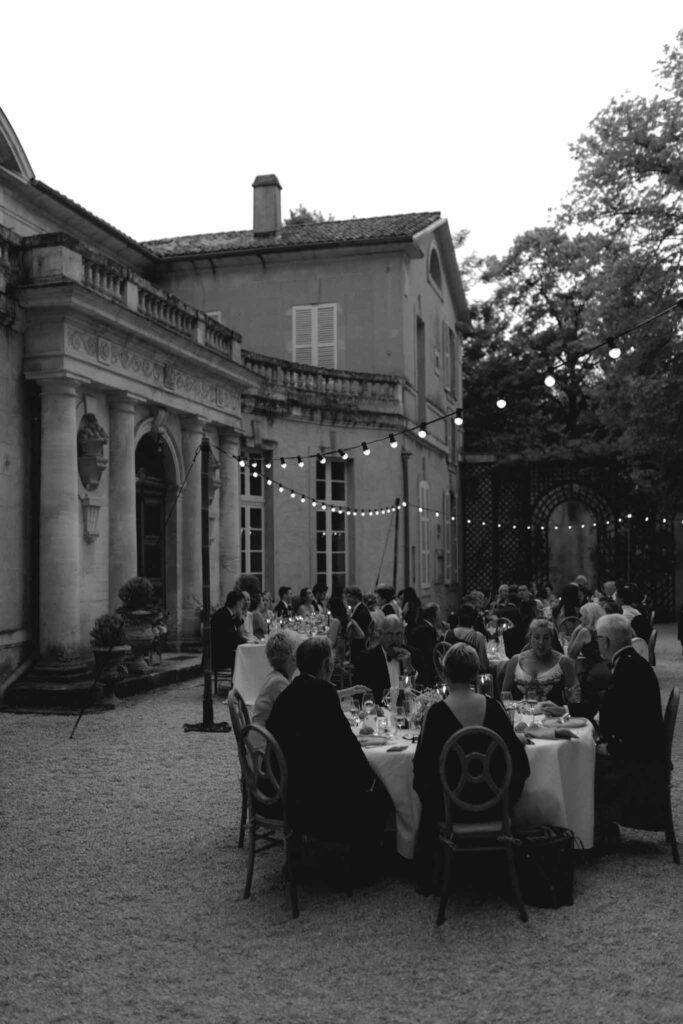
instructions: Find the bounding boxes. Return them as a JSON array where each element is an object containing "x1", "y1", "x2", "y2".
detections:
[{"x1": 83, "y1": 257, "x2": 127, "y2": 302}]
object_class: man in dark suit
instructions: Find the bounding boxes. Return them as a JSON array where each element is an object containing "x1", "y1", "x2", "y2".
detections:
[
  {"x1": 594, "y1": 613, "x2": 666, "y2": 846},
  {"x1": 210, "y1": 589, "x2": 247, "y2": 673},
  {"x1": 344, "y1": 585, "x2": 372, "y2": 666},
  {"x1": 266, "y1": 636, "x2": 389, "y2": 882},
  {"x1": 273, "y1": 585, "x2": 293, "y2": 618},
  {"x1": 408, "y1": 603, "x2": 441, "y2": 686},
  {"x1": 354, "y1": 615, "x2": 420, "y2": 704}
]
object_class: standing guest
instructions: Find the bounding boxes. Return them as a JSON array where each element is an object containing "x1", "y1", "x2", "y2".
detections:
[
  {"x1": 413, "y1": 643, "x2": 530, "y2": 893},
  {"x1": 566, "y1": 601, "x2": 610, "y2": 714},
  {"x1": 345, "y1": 585, "x2": 372, "y2": 666},
  {"x1": 399, "y1": 586, "x2": 424, "y2": 641},
  {"x1": 312, "y1": 582, "x2": 328, "y2": 613},
  {"x1": 273, "y1": 586, "x2": 293, "y2": 618},
  {"x1": 593, "y1": 614, "x2": 666, "y2": 848},
  {"x1": 266, "y1": 636, "x2": 390, "y2": 884},
  {"x1": 327, "y1": 594, "x2": 349, "y2": 674},
  {"x1": 460, "y1": 592, "x2": 487, "y2": 634},
  {"x1": 210, "y1": 590, "x2": 248, "y2": 674},
  {"x1": 616, "y1": 584, "x2": 651, "y2": 640},
  {"x1": 574, "y1": 574, "x2": 592, "y2": 605},
  {"x1": 252, "y1": 630, "x2": 300, "y2": 728},
  {"x1": 409, "y1": 603, "x2": 442, "y2": 684},
  {"x1": 376, "y1": 583, "x2": 402, "y2": 617},
  {"x1": 552, "y1": 582, "x2": 582, "y2": 627},
  {"x1": 502, "y1": 598, "x2": 537, "y2": 658},
  {"x1": 354, "y1": 614, "x2": 420, "y2": 703},
  {"x1": 365, "y1": 593, "x2": 385, "y2": 648}
]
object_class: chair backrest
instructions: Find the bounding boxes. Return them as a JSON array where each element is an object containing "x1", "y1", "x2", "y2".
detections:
[
  {"x1": 227, "y1": 688, "x2": 251, "y2": 737},
  {"x1": 433, "y1": 641, "x2": 451, "y2": 681},
  {"x1": 648, "y1": 628, "x2": 657, "y2": 663},
  {"x1": 663, "y1": 687, "x2": 680, "y2": 769},
  {"x1": 631, "y1": 636, "x2": 649, "y2": 661},
  {"x1": 439, "y1": 726, "x2": 513, "y2": 826},
  {"x1": 240, "y1": 723, "x2": 288, "y2": 817}
]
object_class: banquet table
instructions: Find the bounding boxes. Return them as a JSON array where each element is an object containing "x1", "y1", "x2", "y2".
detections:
[
  {"x1": 358, "y1": 718, "x2": 596, "y2": 858},
  {"x1": 232, "y1": 642, "x2": 269, "y2": 704}
]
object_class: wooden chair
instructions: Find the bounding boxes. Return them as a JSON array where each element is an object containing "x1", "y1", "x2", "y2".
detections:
[
  {"x1": 239, "y1": 723, "x2": 301, "y2": 918},
  {"x1": 227, "y1": 689, "x2": 251, "y2": 849},
  {"x1": 436, "y1": 726, "x2": 528, "y2": 925},
  {"x1": 617, "y1": 687, "x2": 680, "y2": 864},
  {"x1": 648, "y1": 628, "x2": 657, "y2": 667},
  {"x1": 433, "y1": 641, "x2": 451, "y2": 682}
]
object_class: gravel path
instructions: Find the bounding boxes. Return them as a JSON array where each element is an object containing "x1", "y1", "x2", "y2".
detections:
[{"x1": 2, "y1": 628, "x2": 682, "y2": 1024}]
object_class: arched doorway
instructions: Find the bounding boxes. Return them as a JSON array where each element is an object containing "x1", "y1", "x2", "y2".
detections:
[
  {"x1": 135, "y1": 434, "x2": 171, "y2": 604},
  {"x1": 531, "y1": 483, "x2": 615, "y2": 594}
]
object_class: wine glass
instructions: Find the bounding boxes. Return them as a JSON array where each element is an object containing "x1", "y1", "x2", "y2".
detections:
[{"x1": 525, "y1": 682, "x2": 539, "y2": 724}]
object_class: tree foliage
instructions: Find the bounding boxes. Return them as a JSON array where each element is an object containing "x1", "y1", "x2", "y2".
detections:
[
  {"x1": 463, "y1": 29, "x2": 683, "y2": 505},
  {"x1": 284, "y1": 204, "x2": 334, "y2": 225}
]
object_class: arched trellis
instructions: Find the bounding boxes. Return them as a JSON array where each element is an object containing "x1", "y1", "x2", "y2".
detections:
[{"x1": 530, "y1": 482, "x2": 615, "y2": 587}]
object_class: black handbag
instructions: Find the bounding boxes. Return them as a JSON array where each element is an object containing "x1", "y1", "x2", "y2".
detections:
[{"x1": 514, "y1": 825, "x2": 576, "y2": 908}]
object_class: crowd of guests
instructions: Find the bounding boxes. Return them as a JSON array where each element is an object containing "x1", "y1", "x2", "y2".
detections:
[{"x1": 217, "y1": 572, "x2": 668, "y2": 891}]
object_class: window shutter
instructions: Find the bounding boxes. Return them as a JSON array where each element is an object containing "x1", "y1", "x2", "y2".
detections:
[
  {"x1": 293, "y1": 306, "x2": 313, "y2": 364},
  {"x1": 316, "y1": 304, "x2": 337, "y2": 369}
]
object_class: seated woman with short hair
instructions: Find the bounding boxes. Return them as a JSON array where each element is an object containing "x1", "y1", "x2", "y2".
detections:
[
  {"x1": 413, "y1": 643, "x2": 530, "y2": 892},
  {"x1": 251, "y1": 630, "x2": 300, "y2": 728}
]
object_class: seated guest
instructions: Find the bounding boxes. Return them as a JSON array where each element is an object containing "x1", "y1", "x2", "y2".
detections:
[
  {"x1": 252, "y1": 630, "x2": 300, "y2": 728},
  {"x1": 502, "y1": 598, "x2": 537, "y2": 658},
  {"x1": 354, "y1": 615, "x2": 420, "y2": 703},
  {"x1": 297, "y1": 587, "x2": 317, "y2": 617},
  {"x1": 266, "y1": 636, "x2": 390, "y2": 883},
  {"x1": 413, "y1": 643, "x2": 530, "y2": 892},
  {"x1": 251, "y1": 592, "x2": 268, "y2": 639},
  {"x1": 552, "y1": 582, "x2": 582, "y2": 627},
  {"x1": 616, "y1": 584, "x2": 651, "y2": 641},
  {"x1": 312, "y1": 582, "x2": 328, "y2": 613},
  {"x1": 502, "y1": 618, "x2": 579, "y2": 705},
  {"x1": 593, "y1": 614, "x2": 666, "y2": 847},
  {"x1": 566, "y1": 601, "x2": 610, "y2": 711},
  {"x1": 460, "y1": 592, "x2": 487, "y2": 634},
  {"x1": 375, "y1": 583, "x2": 402, "y2": 617},
  {"x1": 409, "y1": 603, "x2": 441, "y2": 685},
  {"x1": 210, "y1": 590, "x2": 248, "y2": 674},
  {"x1": 399, "y1": 586, "x2": 424, "y2": 641},
  {"x1": 444, "y1": 604, "x2": 489, "y2": 673},
  {"x1": 365, "y1": 593, "x2": 384, "y2": 649},
  {"x1": 327, "y1": 594, "x2": 349, "y2": 672},
  {"x1": 273, "y1": 586, "x2": 293, "y2": 618},
  {"x1": 345, "y1": 585, "x2": 372, "y2": 666}
]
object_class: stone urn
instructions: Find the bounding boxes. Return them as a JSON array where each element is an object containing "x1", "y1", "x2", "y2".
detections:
[{"x1": 122, "y1": 611, "x2": 156, "y2": 675}]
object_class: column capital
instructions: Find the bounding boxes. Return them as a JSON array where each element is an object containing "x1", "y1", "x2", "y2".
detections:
[
  {"x1": 36, "y1": 377, "x2": 81, "y2": 399},
  {"x1": 107, "y1": 393, "x2": 138, "y2": 415}
]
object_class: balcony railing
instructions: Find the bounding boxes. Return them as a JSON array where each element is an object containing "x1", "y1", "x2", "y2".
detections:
[{"x1": 242, "y1": 350, "x2": 403, "y2": 408}]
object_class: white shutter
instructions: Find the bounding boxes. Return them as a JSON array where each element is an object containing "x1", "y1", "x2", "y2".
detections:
[
  {"x1": 293, "y1": 306, "x2": 313, "y2": 364},
  {"x1": 316, "y1": 304, "x2": 337, "y2": 369}
]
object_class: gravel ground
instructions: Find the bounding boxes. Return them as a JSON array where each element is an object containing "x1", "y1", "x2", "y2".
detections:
[{"x1": 2, "y1": 628, "x2": 683, "y2": 1024}]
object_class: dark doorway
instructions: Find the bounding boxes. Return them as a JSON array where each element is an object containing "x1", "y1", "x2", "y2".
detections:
[{"x1": 135, "y1": 434, "x2": 166, "y2": 604}]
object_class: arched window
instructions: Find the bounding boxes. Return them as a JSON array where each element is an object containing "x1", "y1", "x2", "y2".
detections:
[{"x1": 429, "y1": 247, "x2": 442, "y2": 291}]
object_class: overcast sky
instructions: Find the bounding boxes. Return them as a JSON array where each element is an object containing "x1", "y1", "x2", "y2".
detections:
[{"x1": 2, "y1": 1, "x2": 681, "y2": 260}]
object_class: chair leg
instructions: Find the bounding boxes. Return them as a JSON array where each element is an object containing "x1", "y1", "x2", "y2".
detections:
[
  {"x1": 244, "y1": 820, "x2": 256, "y2": 899},
  {"x1": 505, "y1": 843, "x2": 528, "y2": 923},
  {"x1": 436, "y1": 846, "x2": 451, "y2": 926},
  {"x1": 285, "y1": 834, "x2": 300, "y2": 918},
  {"x1": 238, "y1": 780, "x2": 247, "y2": 849}
]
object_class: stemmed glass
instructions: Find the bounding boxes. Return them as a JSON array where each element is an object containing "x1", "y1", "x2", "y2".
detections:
[{"x1": 525, "y1": 681, "x2": 539, "y2": 725}]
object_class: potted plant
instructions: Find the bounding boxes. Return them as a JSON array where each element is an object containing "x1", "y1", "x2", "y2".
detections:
[
  {"x1": 117, "y1": 576, "x2": 158, "y2": 675},
  {"x1": 89, "y1": 612, "x2": 130, "y2": 692}
]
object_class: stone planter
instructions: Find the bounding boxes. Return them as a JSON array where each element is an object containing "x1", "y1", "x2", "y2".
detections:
[
  {"x1": 122, "y1": 612, "x2": 155, "y2": 675},
  {"x1": 78, "y1": 438, "x2": 108, "y2": 491},
  {"x1": 92, "y1": 645, "x2": 130, "y2": 687}
]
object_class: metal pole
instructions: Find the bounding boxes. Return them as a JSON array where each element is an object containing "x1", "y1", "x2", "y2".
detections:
[
  {"x1": 392, "y1": 497, "x2": 400, "y2": 592},
  {"x1": 401, "y1": 450, "x2": 411, "y2": 587},
  {"x1": 201, "y1": 435, "x2": 214, "y2": 727}
]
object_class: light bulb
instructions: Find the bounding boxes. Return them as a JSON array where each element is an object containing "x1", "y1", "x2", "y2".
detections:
[
  {"x1": 389, "y1": 434, "x2": 398, "y2": 448},
  {"x1": 280, "y1": 458, "x2": 287, "y2": 469},
  {"x1": 417, "y1": 423, "x2": 427, "y2": 438},
  {"x1": 318, "y1": 452, "x2": 327, "y2": 464},
  {"x1": 362, "y1": 442, "x2": 370, "y2": 456},
  {"x1": 297, "y1": 455, "x2": 304, "y2": 468},
  {"x1": 496, "y1": 398, "x2": 507, "y2": 409},
  {"x1": 544, "y1": 375, "x2": 555, "y2": 388},
  {"x1": 339, "y1": 449, "x2": 349, "y2": 460},
  {"x1": 453, "y1": 409, "x2": 464, "y2": 426},
  {"x1": 238, "y1": 454, "x2": 246, "y2": 468},
  {"x1": 290, "y1": 490, "x2": 296, "y2": 499},
  {"x1": 608, "y1": 346, "x2": 621, "y2": 359}
]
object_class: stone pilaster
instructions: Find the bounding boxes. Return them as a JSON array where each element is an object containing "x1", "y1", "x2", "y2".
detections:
[
  {"x1": 180, "y1": 416, "x2": 204, "y2": 637},
  {"x1": 108, "y1": 397, "x2": 138, "y2": 609},
  {"x1": 38, "y1": 379, "x2": 81, "y2": 655},
  {"x1": 219, "y1": 428, "x2": 241, "y2": 601}
]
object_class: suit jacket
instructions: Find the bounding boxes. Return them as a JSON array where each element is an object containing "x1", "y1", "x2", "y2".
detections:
[
  {"x1": 600, "y1": 646, "x2": 665, "y2": 763},
  {"x1": 266, "y1": 673, "x2": 376, "y2": 837},
  {"x1": 210, "y1": 607, "x2": 245, "y2": 672},
  {"x1": 354, "y1": 643, "x2": 420, "y2": 703},
  {"x1": 273, "y1": 600, "x2": 292, "y2": 618},
  {"x1": 409, "y1": 621, "x2": 439, "y2": 683}
]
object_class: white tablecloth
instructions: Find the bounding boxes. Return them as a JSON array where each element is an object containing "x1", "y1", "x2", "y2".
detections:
[
  {"x1": 360, "y1": 720, "x2": 596, "y2": 858},
  {"x1": 232, "y1": 643, "x2": 269, "y2": 705}
]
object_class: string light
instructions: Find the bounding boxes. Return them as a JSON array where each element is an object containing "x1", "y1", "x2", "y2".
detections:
[
  {"x1": 496, "y1": 398, "x2": 507, "y2": 409},
  {"x1": 544, "y1": 375, "x2": 555, "y2": 388},
  {"x1": 362, "y1": 442, "x2": 370, "y2": 456},
  {"x1": 339, "y1": 449, "x2": 349, "y2": 460},
  {"x1": 290, "y1": 490, "x2": 296, "y2": 499},
  {"x1": 297, "y1": 455, "x2": 304, "y2": 468},
  {"x1": 453, "y1": 409, "x2": 464, "y2": 426},
  {"x1": 417, "y1": 423, "x2": 427, "y2": 438},
  {"x1": 389, "y1": 434, "x2": 398, "y2": 448},
  {"x1": 238, "y1": 454, "x2": 246, "y2": 468},
  {"x1": 280, "y1": 458, "x2": 287, "y2": 469},
  {"x1": 264, "y1": 459, "x2": 272, "y2": 469},
  {"x1": 318, "y1": 452, "x2": 327, "y2": 464},
  {"x1": 608, "y1": 346, "x2": 622, "y2": 359}
]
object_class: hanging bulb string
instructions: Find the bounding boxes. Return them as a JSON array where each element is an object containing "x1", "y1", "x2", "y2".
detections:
[{"x1": 164, "y1": 443, "x2": 201, "y2": 528}]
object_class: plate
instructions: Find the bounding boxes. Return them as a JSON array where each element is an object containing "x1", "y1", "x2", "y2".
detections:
[
  {"x1": 358, "y1": 736, "x2": 389, "y2": 747},
  {"x1": 542, "y1": 717, "x2": 587, "y2": 729}
]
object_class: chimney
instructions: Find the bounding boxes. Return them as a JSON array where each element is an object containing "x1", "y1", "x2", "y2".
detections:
[{"x1": 252, "y1": 174, "x2": 282, "y2": 236}]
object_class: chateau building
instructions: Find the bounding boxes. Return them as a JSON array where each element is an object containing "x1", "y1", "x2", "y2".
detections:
[{"x1": 0, "y1": 111, "x2": 469, "y2": 698}]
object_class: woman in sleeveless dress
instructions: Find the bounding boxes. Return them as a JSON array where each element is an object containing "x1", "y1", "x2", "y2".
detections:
[{"x1": 502, "y1": 618, "x2": 579, "y2": 706}]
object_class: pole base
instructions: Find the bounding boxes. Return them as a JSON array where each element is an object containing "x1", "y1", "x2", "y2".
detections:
[{"x1": 183, "y1": 722, "x2": 231, "y2": 733}]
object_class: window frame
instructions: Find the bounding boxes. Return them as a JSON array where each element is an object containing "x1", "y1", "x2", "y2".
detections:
[{"x1": 292, "y1": 302, "x2": 339, "y2": 369}]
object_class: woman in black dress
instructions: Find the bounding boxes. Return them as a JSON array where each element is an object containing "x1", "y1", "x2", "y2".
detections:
[{"x1": 413, "y1": 642, "x2": 530, "y2": 892}]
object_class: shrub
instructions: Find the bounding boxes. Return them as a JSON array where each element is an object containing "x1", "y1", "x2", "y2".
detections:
[
  {"x1": 117, "y1": 576, "x2": 155, "y2": 611},
  {"x1": 90, "y1": 613, "x2": 127, "y2": 647}
]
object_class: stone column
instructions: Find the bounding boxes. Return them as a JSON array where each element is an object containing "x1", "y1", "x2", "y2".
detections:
[
  {"x1": 38, "y1": 379, "x2": 81, "y2": 655},
  {"x1": 108, "y1": 397, "x2": 138, "y2": 609},
  {"x1": 180, "y1": 416, "x2": 204, "y2": 637},
  {"x1": 219, "y1": 428, "x2": 241, "y2": 601}
]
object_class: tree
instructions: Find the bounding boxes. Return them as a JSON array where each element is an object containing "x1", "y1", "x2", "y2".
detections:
[{"x1": 284, "y1": 204, "x2": 334, "y2": 225}]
